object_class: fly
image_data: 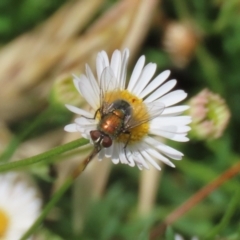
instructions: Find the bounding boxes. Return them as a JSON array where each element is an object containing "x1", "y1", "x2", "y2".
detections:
[
  {"x1": 90, "y1": 99, "x2": 132, "y2": 151},
  {"x1": 84, "y1": 67, "x2": 165, "y2": 164}
]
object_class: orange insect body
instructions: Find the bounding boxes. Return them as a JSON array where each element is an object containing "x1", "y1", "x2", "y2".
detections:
[
  {"x1": 90, "y1": 99, "x2": 133, "y2": 151},
  {"x1": 98, "y1": 109, "x2": 125, "y2": 139}
]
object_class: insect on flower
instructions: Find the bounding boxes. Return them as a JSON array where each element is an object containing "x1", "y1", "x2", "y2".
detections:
[
  {"x1": 89, "y1": 67, "x2": 165, "y2": 160},
  {"x1": 65, "y1": 49, "x2": 191, "y2": 170}
]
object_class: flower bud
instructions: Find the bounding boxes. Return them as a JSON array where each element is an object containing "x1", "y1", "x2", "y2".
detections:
[
  {"x1": 163, "y1": 21, "x2": 199, "y2": 68},
  {"x1": 188, "y1": 89, "x2": 230, "y2": 140},
  {"x1": 50, "y1": 74, "x2": 84, "y2": 107}
]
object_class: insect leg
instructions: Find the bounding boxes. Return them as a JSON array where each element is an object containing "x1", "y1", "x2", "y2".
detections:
[
  {"x1": 93, "y1": 108, "x2": 100, "y2": 119},
  {"x1": 86, "y1": 137, "x2": 102, "y2": 167},
  {"x1": 73, "y1": 144, "x2": 101, "y2": 178},
  {"x1": 82, "y1": 108, "x2": 100, "y2": 120},
  {"x1": 123, "y1": 131, "x2": 132, "y2": 165},
  {"x1": 123, "y1": 131, "x2": 131, "y2": 148}
]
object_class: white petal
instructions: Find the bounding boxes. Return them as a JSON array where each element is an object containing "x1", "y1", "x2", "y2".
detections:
[
  {"x1": 132, "y1": 63, "x2": 156, "y2": 96},
  {"x1": 158, "y1": 90, "x2": 187, "y2": 107},
  {"x1": 85, "y1": 64, "x2": 100, "y2": 98},
  {"x1": 76, "y1": 125, "x2": 96, "y2": 135},
  {"x1": 140, "y1": 150, "x2": 161, "y2": 170},
  {"x1": 101, "y1": 51, "x2": 110, "y2": 67},
  {"x1": 73, "y1": 75, "x2": 82, "y2": 95},
  {"x1": 144, "y1": 101, "x2": 165, "y2": 119},
  {"x1": 100, "y1": 66, "x2": 118, "y2": 93},
  {"x1": 75, "y1": 74, "x2": 99, "y2": 109},
  {"x1": 111, "y1": 142, "x2": 120, "y2": 164},
  {"x1": 171, "y1": 134, "x2": 189, "y2": 142},
  {"x1": 112, "y1": 158, "x2": 119, "y2": 164},
  {"x1": 126, "y1": 149, "x2": 135, "y2": 167},
  {"x1": 75, "y1": 117, "x2": 97, "y2": 134},
  {"x1": 98, "y1": 149, "x2": 105, "y2": 161},
  {"x1": 96, "y1": 54, "x2": 104, "y2": 82},
  {"x1": 119, "y1": 148, "x2": 128, "y2": 164},
  {"x1": 65, "y1": 104, "x2": 93, "y2": 118},
  {"x1": 105, "y1": 145, "x2": 113, "y2": 158},
  {"x1": 119, "y1": 49, "x2": 129, "y2": 89},
  {"x1": 82, "y1": 133, "x2": 89, "y2": 139},
  {"x1": 131, "y1": 146, "x2": 149, "y2": 169},
  {"x1": 0, "y1": 173, "x2": 41, "y2": 238},
  {"x1": 146, "y1": 148, "x2": 175, "y2": 167},
  {"x1": 75, "y1": 117, "x2": 96, "y2": 126},
  {"x1": 127, "y1": 55, "x2": 145, "y2": 91},
  {"x1": 175, "y1": 234, "x2": 185, "y2": 240},
  {"x1": 64, "y1": 123, "x2": 78, "y2": 132},
  {"x1": 163, "y1": 152, "x2": 183, "y2": 160},
  {"x1": 150, "y1": 129, "x2": 189, "y2": 142},
  {"x1": 151, "y1": 125, "x2": 191, "y2": 134},
  {"x1": 145, "y1": 136, "x2": 183, "y2": 159},
  {"x1": 162, "y1": 105, "x2": 189, "y2": 116},
  {"x1": 110, "y1": 50, "x2": 121, "y2": 80},
  {"x1": 96, "y1": 51, "x2": 109, "y2": 82},
  {"x1": 137, "y1": 164, "x2": 143, "y2": 170},
  {"x1": 144, "y1": 80, "x2": 177, "y2": 102},
  {"x1": 139, "y1": 70, "x2": 171, "y2": 98},
  {"x1": 150, "y1": 116, "x2": 192, "y2": 127}
]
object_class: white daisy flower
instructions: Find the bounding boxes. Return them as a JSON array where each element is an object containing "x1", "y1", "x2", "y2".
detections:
[
  {"x1": 64, "y1": 49, "x2": 191, "y2": 170},
  {"x1": 175, "y1": 234, "x2": 199, "y2": 240},
  {"x1": 0, "y1": 173, "x2": 41, "y2": 239}
]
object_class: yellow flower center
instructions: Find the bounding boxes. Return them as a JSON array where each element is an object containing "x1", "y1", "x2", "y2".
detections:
[
  {"x1": 103, "y1": 89, "x2": 150, "y2": 144},
  {"x1": 0, "y1": 208, "x2": 9, "y2": 238}
]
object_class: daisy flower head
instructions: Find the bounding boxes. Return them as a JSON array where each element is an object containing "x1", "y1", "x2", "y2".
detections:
[
  {"x1": 0, "y1": 173, "x2": 41, "y2": 239},
  {"x1": 175, "y1": 233, "x2": 199, "y2": 240},
  {"x1": 64, "y1": 49, "x2": 191, "y2": 170}
]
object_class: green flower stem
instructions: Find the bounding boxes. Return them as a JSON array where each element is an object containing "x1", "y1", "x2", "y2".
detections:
[
  {"x1": 214, "y1": 0, "x2": 240, "y2": 32},
  {"x1": 196, "y1": 45, "x2": 224, "y2": 95},
  {"x1": 173, "y1": 0, "x2": 191, "y2": 20},
  {"x1": 20, "y1": 177, "x2": 74, "y2": 240},
  {"x1": 150, "y1": 161, "x2": 240, "y2": 239},
  {"x1": 0, "y1": 138, "x2": 89, "y2": 173},
  {"x1": 204, "y1": 188, "x2": 240, "y2": 239},
  {"x1": 20, "y1": 147, "x2": 97, "y2": 240},
  {"x1": 0, "y1": 107, "x2": 54, "y2": 162}
]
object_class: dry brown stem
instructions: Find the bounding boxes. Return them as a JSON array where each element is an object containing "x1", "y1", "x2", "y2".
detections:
[
  {"x1": 0, "y1": 0, "x2": 104, "y2": 122},
  {"x1": 138, "y1": 164, "x2": 163, "y2": 215},
  {"x1": 150, "y1": 161, "x2": 240, "y2": 239},
  {"x1": 0, "y1": 0, "x2": 158, "y2": 123},
  {"x1": 122, "y1": 0, "x2": 160, "y2": 63}
]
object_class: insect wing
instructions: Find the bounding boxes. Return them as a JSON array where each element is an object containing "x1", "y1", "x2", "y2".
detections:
[
  {"x1": 125, "y1": 101, "x2": 165, "y2": 129},
  {"x1": 99, "y1": 67, "x2": 120, "y2": 115}
]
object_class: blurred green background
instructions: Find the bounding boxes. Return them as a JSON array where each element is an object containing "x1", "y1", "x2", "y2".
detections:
[{"x1": 0, "y1": 0, "x2": 240, "y2": 239}]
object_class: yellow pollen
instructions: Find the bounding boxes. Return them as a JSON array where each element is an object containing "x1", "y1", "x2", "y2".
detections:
[
  {"x1": 0, "y1": 208, "x2": 9, "y2": 238},
  {"x1": 105, "y1": 89, "x2": 150, "y2": 144}
]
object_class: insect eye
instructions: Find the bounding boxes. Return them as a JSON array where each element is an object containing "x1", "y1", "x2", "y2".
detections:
[
  {"x1": 102, "y1": 136, "x2": 112, "y2": 148},
  {"x1": 90, "y1": 130, "x2": 101, "y2": 142}
]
